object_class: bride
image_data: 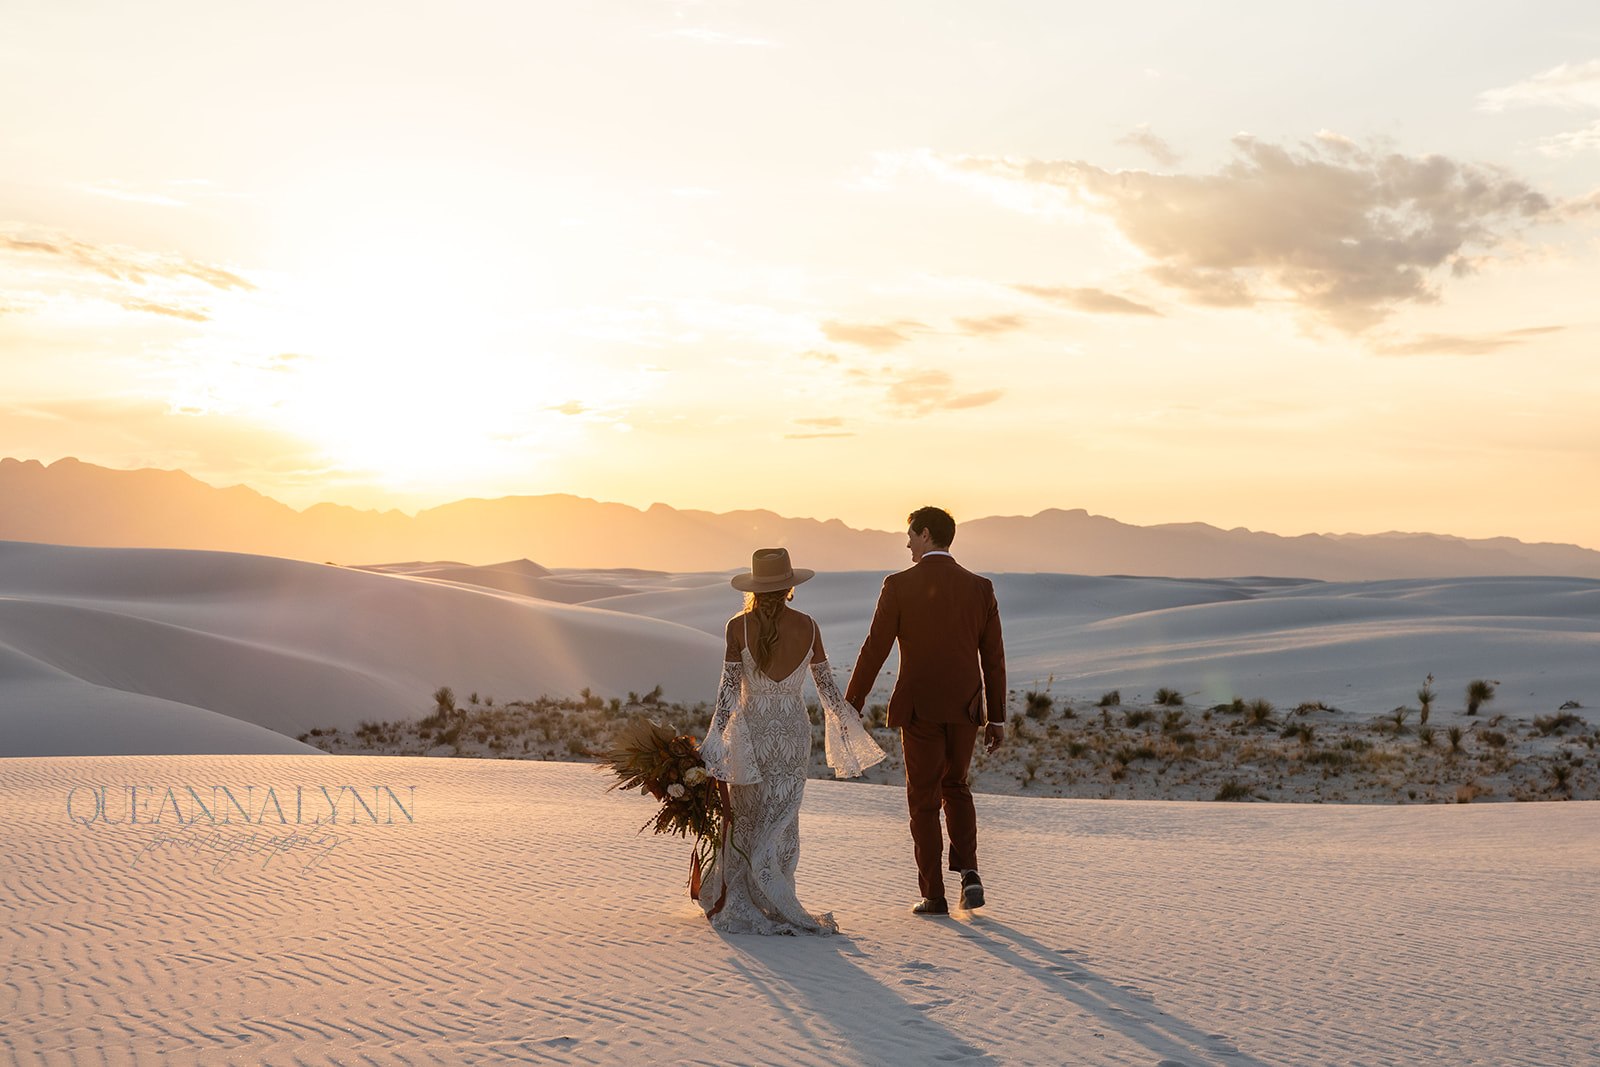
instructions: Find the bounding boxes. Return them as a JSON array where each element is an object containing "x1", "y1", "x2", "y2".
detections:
[{"x1": 697, "y1": 548, "x2": 887, "y2": 935}]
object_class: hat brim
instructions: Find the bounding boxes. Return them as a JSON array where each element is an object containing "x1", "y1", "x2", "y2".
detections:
[{"x1": 730, "y1": 568, "x2": 814, "y2": 593}]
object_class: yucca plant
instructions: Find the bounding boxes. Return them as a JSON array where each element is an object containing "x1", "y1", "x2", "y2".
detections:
[
  {"x1": 1417, "y1": 674, "x2": 1434, "y2": 725},
  {"x1": 1466, "y1": 679, "x2": 1496, "y2": 716}
]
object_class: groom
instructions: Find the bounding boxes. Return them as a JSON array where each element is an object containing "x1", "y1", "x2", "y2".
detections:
[{"x1": 847, "y1": 506, "x2": 1007, "y2": 915}]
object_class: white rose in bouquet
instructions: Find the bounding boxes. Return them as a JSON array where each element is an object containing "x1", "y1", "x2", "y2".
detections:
[
  {"x1": 684, "y1": 767, "x2": 708, "y2": 786},
  {"x1": 667, "y1": 783, "x2": 687, "y2": 799}
]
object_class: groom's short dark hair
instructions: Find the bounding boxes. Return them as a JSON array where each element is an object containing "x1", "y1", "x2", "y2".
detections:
[{"x1": 907, "y1": 506, "x2": 955, "y2": 548}]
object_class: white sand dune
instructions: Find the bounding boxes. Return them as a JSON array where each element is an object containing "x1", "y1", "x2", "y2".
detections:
[
  {"x1": 5, "y1": 541, "x2": 1596, "y2": 759},
  {"x1": 595, "y1": 572, "x2": 1600, "y2": 720},
  {"x1": 0, "y1": 541, "x2": 719, "y2": 757},
  {"x1": 3, "y1": 754, "x2": 1595, "y2": 1065}
]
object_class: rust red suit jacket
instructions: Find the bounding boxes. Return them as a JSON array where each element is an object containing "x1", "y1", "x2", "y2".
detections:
[{"x1": 845, "y1": 554, "x2": 1007, "y2": 728}]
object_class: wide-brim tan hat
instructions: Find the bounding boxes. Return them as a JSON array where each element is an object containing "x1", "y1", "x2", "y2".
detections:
[{"x1": 730, "y1": 547, "x2": 815, "y2": 593}]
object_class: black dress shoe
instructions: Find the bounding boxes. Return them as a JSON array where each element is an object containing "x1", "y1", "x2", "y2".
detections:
[
  {"x1": 960, "y1": 870, "x2": 985, "y2": 910},
  {"x1": 912, "y1": 897, "x2": 949, "y2": 915}
]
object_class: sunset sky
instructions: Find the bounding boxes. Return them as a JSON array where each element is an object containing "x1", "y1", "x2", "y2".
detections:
[{"x1": 3, "y1": 2, "x2": 1598, "y2": 547}]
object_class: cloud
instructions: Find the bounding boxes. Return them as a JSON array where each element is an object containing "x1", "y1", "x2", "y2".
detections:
[
  {"x1": 885, "y1": 370, "x2": 1003, "y2": 416},
  {"x1": 794, "y1": 416, "x2": 843, "y2": 428},
  {"x1": 72, "y1": 181, "x2": 190, "y2": 208},
  {"x1": 821, "y1": 319, "x2": 925, "y2": 350},
  {"x1": 1536, "y1": 121, "x2": 1600, "y2": 158},
  {"x1": 1117, "y1": 124, "x2": 1181, "y2": 167},
  {"x1": 951, "y1": 135, "x2": 1550, "y2": 332},
  {"x1": 783, "y1": 431, "x2": 855, "y2": 440},
  {"x1": 942, "y1": 388, "x2": 1004, "y2": 410},
  {"x1": 120, "y1": 299, "x2": 210, "y2": 323},
  {"x1": 1012, "y1": 285, "x2": 1160, "y2": 316},
  {"x1": 1377, "y1": 326, "x2": 1564, "y2": 356},
  {"x1": 2, "y1": 226, "x2": 255, "y2": 291},
  {"x1": 1480, "y1": 61, "x2": 1600, "y2": 158},
  {"x1": 952, "y1": 313, "x2": 1028, "y2": 336},
  {"x1": 550, "y1": 401, "x2": 587, "y2": 416},
  {"x1": 1479, "y1": 60, "x2": 1600, "y2": 112},
  {"x1": 1564, "y1": 187, "x2": 1600, "y2": 218}
]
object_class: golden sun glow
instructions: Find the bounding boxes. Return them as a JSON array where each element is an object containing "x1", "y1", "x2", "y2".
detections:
[{"x1": 0, "y1": 3, "x2": 1596, "y2": 545}]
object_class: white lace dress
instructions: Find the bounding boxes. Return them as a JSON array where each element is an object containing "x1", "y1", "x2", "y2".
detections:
[{"x1": 696, "y1": 629, "x2": 886, "y2": 936}]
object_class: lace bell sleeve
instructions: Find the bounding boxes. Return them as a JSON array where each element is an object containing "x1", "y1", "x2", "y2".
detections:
[
  {"x1": 810, "y1": 660, "x2": 888, "y2": 779},
  {"x1": 699, "y1": 659, "x2": 763, "y2": 785}
]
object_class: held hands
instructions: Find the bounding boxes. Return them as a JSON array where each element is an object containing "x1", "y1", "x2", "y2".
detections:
[{"x1": 984, "y1": 722, "x2": 1005, "y2": 754}]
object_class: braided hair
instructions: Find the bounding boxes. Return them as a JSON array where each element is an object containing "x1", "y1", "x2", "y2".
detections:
[{"x1": 743, "y1": 588, "x2": 794, "y2": 673}]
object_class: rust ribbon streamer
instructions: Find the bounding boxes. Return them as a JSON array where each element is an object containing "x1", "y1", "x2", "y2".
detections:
[{"x1": 689, "y1": 779, "x2": 733, "y2": 918}]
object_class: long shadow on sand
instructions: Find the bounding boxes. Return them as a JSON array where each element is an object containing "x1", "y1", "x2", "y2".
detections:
[
  {"x1": 950, "y1": 916, "x2": 1270, "y2": 1067},
  {"x1": 722, "y1": 932, "x2": 997, "y2": 1064}
]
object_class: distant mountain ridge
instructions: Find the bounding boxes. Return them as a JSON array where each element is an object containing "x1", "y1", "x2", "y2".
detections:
[{"x1": 4, "y1": 456, "x2": 1599, "y2": 579}]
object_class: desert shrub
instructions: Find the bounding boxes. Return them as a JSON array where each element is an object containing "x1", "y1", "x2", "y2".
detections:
[
  {"x1": 433, "y1": 686, "x2": 456, "y2": 716},
  {"x1": 1097, "y1": 690, "x2": 1121, "y2": 707},
  {"x1": 1113, "y1": 743, "x2": 1158, "y2": 765},
  {"x1": 1304, "y1": 748, "x2": 1350, "y2": 769},
  {"x1": 1533, "y1": 713, "x2": 1583, "y2": 736},
  {"x1": 1282, "y1": 722, "x2": 1315, "y2": 746},
  {"x1": 1214, "y1": 698, "x2": 1246, "y2": 715},
  {"x1": 1024, "y1": 691, "x2": 1054, "y2": 719},
  {"x1": 1021, "y1": 760, "x2": 1040, "y2": 787},
  {"x1": 1416, "y1": 725, "x2": 1436, "y2": 748},
  {"x1": 1466, "y1": 679, "x2": 1496, "y2": 716},
  {"x1": 1386, "y1": 707, "x2": 1411, "y2": 736},
  {"x1": 1551, "y1": 763, "x2": 1573, "y2": 793},
  {"x1": 1446, "y1": 725, "x2": 1464, "y2": 753},
  {"x1": 1479, "y1": 730, "x2": 1508, "y2": 749},
  {"x1": 1417, "y1": 674, "x2": 1435, "y2": 725},
  {"x1": 1214, "y1": 780, "x2": 1256, "y2": 801},
  {"x1": 1294, "y1": 701, "x2": 1333, "y2": 715},
  {"x1": 1123, "y1": 709, "x2": 1155, "y2": 729},
  {"x1": 565, "y1": 736, "x2": 589, "y2": 757},
  {"x1": 1242, "y1": 699, "x2": 1275, "y2": 728},
  {"x1": 1154, "y1": 687, "x2": 1185, "y2": 707},
  {"x1": 1065, "y1": 739, "x2": 1091, "y2": 759},
  {"x1": 1160, "y1": 710, "x2": 1189, "y2": 734}
]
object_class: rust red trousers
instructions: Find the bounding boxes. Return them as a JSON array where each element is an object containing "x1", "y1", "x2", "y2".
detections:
[{"x1": 900, "y1": 716, "x2": 980, "y2": 901}]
